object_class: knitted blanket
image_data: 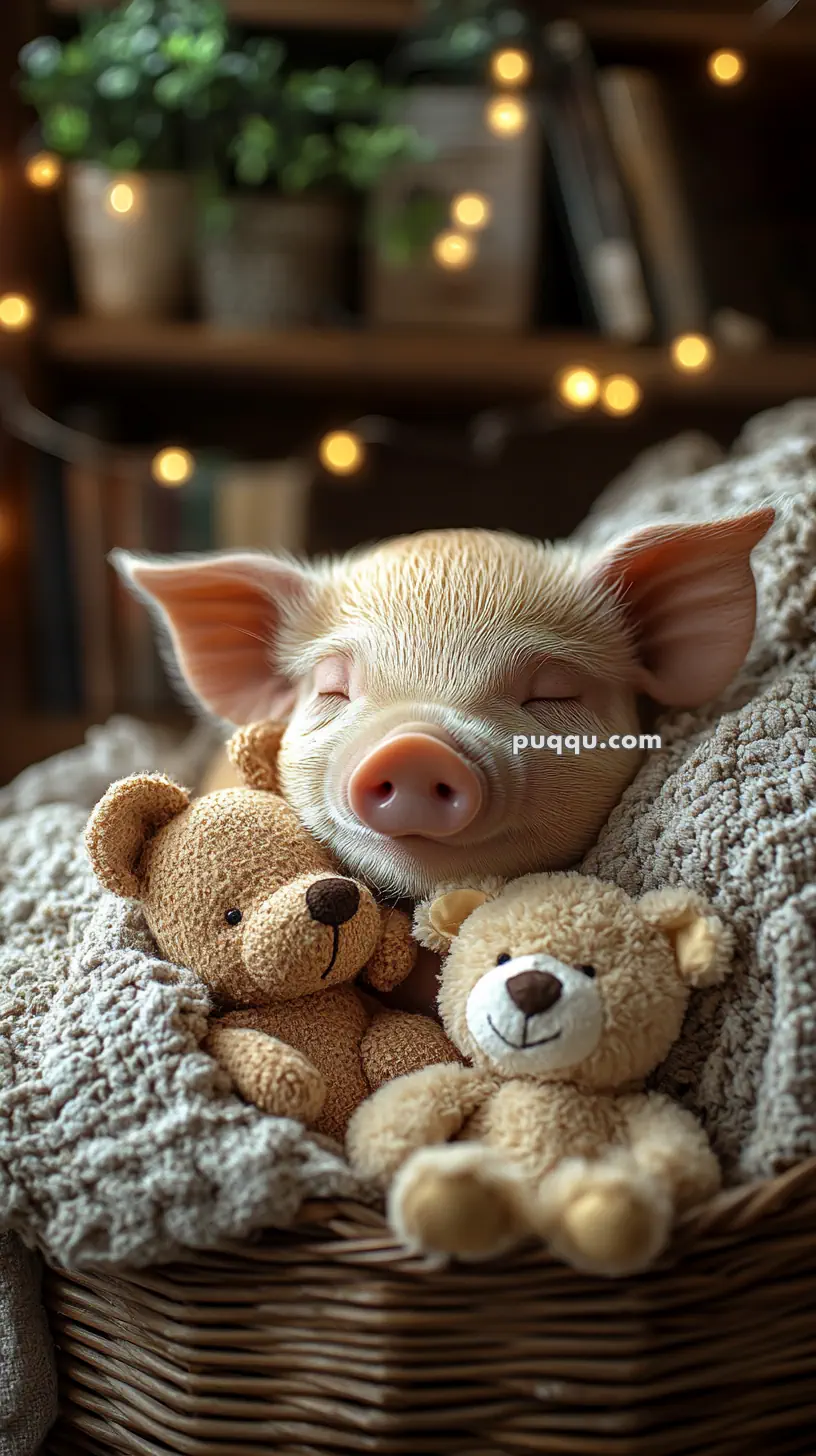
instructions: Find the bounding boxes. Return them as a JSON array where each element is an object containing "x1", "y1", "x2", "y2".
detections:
[{"x1": 1, "y1": 402, "x2": 814, "y2": 1455}]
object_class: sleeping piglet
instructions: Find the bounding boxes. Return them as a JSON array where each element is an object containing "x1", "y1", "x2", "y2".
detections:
[{"x1": 115, "y1": 513, "x2": 772, "y2": 919}]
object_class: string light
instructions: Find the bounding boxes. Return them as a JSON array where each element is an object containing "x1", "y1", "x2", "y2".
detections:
[
  {"x1": 25, "y1": 151, "x2": 62, "y2": 189},
  {"x1": 555, "y1": 365, "x2": 600, "y2": 410},
  {"x1": 600, "y1": 374, "x2": 642, "y2": 416},
  {"x1": 0, "y1": 293, "x2": 34, "y2": 332},
  {"x1": 105, "y1": 179, "x2": 140, "y2": 217},
  {"x1": 319, "y1": 430, "x2": 365, "y2": 477},
  {"x1": 151, "y1": 447, "x2": 194, "y2": 486},
  {"x1": 432, "y1": 229, "x2": 476, "y2": 270},
  {"x1": 485, "y1": 96, "x2": 528, "y2": 138},
  {"x1": 707, "y1": 49, "x2": 746, "y2": 85},
  {"x1": 450, "y1": 192, "x2": 492, "y2": 231},
  {"x1": 490, "y1": 48, "x2": 532, "y2": 87},
  {"x1": 670, "y1": 333, "x2": 714, "y2": 373}
]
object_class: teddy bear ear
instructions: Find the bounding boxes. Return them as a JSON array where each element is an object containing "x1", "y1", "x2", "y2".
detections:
[
  {"x1": 413, "y1": 876, "x2": 506, "y2": 951},
  {"x1": 638, "y1": 887, "x2": 734, "y2": 988},
  {"x1": 85, "y1": 774, "x2": 190, "y2": 900},
  {"x1": 226, "y1": 720, "x2": 285, "y2": 792}
]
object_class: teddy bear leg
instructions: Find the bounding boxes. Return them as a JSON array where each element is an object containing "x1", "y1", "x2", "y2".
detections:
[
  {"x1": 534, "y1": 1152, "x2": 673, "y2": 1278},
  {"x1": 390, "y1": 1144, "x2": 534, "y2": 1261},
  {"x1": 361, "y1": 1011, "x2": 461, "y2": 1090},
  {"x1": 205, "y1": 1026, "x2": 326, "y2": 1124},
  {"x1": 620, "y1": 1092, "x2": 722, "y2": 1212}
]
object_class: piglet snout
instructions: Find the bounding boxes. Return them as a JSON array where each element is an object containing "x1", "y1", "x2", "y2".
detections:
[{"x1": 347, "y1": 729, "x2": 482, "y2": 839}]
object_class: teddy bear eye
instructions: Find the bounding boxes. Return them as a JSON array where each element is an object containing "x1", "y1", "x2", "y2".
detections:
[
  {"x1": 496, "y1": 952, "x2": 512, "y2": 965},
  {"x1": 224, "y1": 909, "x2": 243, "y2": 927},
  {"x1": 576, "y1": 963, "x2": 596, "y2": 979}
]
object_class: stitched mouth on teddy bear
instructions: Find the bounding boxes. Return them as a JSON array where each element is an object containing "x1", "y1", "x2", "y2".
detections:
[
  {"x1": 486, "y1": 1017, "x2": 562, "y2": 1052},
  {"x1": 321, "y1": 926, "x2": 342, "y2": 979}
]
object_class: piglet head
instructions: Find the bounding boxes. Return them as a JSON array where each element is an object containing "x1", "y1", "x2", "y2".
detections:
[{"x1": 114, "y1": 511, "x2": 772, "y2": 898}]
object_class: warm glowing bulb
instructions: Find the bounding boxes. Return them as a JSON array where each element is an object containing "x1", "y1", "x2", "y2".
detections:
[
  {"x1": 707, "y1": 49, "x2": 746, "y2": 86},
  {"x1": 106, "y1": 179, "x2": 139, "y2": 217},
  {"x1": 319, "y1": 430, "x2": 365, "y2": 477},
  {"x1": 25, "y1": 151, "x2": 62, "y2": 189},
  {"x1": 485, "y1": 95, "x2": 528, "y2": 138},
  {"x1": 556, "y1": 365, "x2": 600, "y2": 410},
  {"x1": 450, "y1": 192, "x2": 492, "y2": 231},
  {"x1": 152, "y1": 447, "x2": 194, "y2": 487},
  {"x1": 600, "y1": 374, "x2": 642, "y2": 416},
  {"x1": 670, "y1": 333, "x2": 714, "y2": 373},
  {"x1": 432, "y1": 230, "x2": 476, "y2": 270},
  {"x1": 490, "y1": 48, "x2": 532, "y2": 87},
  {"x1": 0, "y1": 293, "x2": 34, "y2": 332}
]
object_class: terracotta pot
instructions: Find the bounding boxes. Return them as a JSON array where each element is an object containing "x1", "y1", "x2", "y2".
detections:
[
  {"x1": 197, "y1": 194, "x2": 347, "y2": 328},
  {"x1": 65, "y1": 164, "x2": 191, "y2": 320}
]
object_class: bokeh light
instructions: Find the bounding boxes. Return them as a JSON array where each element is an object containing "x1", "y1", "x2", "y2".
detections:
[
  {"x1": 0, "y1": 293, "x2": 34, "y2": 332},
  {"x1": 25, "y1": 151, "x2": 62, "y2": 189},
  {"x1": 485, "y1": 96, "x2": 528, "y2": 138},
  {"x1": 670, "y1": 333, "x2": 714, "y2": 373},
  {"x1": 707, "y1": 49, "x2": 746, "y2": 86},
  {"x1": 556, "y1": 365, "x2": 600, "y2": 410},
  {"x1": 490, "y1": 48, "x2": 532, "y2": 87},
  {"x1": 151, "y1": 447, "x2": 195, "y2": 487},
  {"x1": 450, "y1": 192, "x2": 492, "y2": 231},
  {"x1": 432, "y1": 230, "x2": 477, "y2": 270},
  {"x1": 319, "y1": 430, "x2": 366, "y2": 477},
  {"x1": 600, "y1": 374, "x2": 642, "y2": 416},
  {"x1": 105, "y1": 179, "x2": 140, "y2": 217}
]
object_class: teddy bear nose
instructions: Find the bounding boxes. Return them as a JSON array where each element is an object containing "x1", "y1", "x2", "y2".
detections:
[
  {"x1": 305, "y1": 877, "x2": 361, "y2": 927},
  {"x1": 506, "y1": 970, "x2": 562, "y2": 1017}
]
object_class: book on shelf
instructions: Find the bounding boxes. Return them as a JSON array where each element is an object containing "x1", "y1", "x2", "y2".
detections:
[
  {"x1": 598, "y1": 67, "x2": 708, "y2": 340},
  {"x1": 540, "y1": 20, "x2": 653, "y2": 343}
]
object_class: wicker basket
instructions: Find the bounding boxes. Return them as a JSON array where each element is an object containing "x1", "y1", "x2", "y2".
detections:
[{"x1": 44, "y1": 1160, "x2": 816, "y2": 1456}]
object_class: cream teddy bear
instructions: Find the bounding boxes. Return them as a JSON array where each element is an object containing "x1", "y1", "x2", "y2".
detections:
[
  {"x1": 346, "y1": 872, "x2": 733, "y2": 1276},
  {"x1": 85, "y1": 721, "x2": 457, "y2": 1142}
]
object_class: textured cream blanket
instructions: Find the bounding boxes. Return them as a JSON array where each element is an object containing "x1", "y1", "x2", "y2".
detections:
[{"x1": 1, "y1": 402, "x2": 814, "y2": 1456}]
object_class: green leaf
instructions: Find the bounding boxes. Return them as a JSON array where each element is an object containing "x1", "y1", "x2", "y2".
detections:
[
  {"x1": 43, "y1": 103, "x2": 90, "y2": 155},
  {"x1": 97, "y1": 65, "x2": 140, "y2": 100},
  {"x1": 107, "y1": 137, "x2": 142, "y2": 168},
  {"x1": 19, "y1": 37, "x2": 62, "y2": 79}
]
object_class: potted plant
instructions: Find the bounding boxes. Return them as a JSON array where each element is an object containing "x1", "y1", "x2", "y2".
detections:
[
  {"x1": 183, "y1": 55, "x2": 433, "y2": 329},
  {"x1": 17, "y1": 0, "x2": 231, "y2": 320}
]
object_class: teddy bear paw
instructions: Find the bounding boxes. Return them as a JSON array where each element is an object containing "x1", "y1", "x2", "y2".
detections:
[
  {"x1": 389, "y1": 1145, "x2": 532, "y2": 1261},
  {"x1": 252, "y1": 1042, "x2": 327, "y2": 1124},
  {"x1": 536, "y1": 1154, "x2": 673, "y2": 1278}
]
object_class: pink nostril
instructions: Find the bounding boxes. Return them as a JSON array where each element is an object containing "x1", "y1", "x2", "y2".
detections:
[{"x1": 347, "y1": 731, "x2": 483, "y2": 840}]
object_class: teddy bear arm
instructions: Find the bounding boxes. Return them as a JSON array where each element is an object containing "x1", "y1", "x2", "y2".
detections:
[
  {"x1": 205, "y1": 1021, "x2": 326, "y2": 1124},
  {"x1": 619, "y1": 1091, "x2": 722, "y2": 1212},
  {"x1": 346, "y1": 1063, "x2": 490, "y2": 1189},
  {"x1": 359, "y1": 908, "x2": 417, "y2": 992},
  {"x1": 360, "y1": 1011, "x2": 462, "y2": 1091}
]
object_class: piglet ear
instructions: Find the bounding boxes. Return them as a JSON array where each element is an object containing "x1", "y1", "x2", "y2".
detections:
[
  {"x1": 638, "y1": 887, "x2": 733, "y2": 987},
  {"x1": 226, "y1": 720, "x2": 285, "y2": 793},
  {"x1": 590, "y1": 509, "x2": 774, "y2": 707},
  {"x1": 86, "y1": 774, "x2": 190, "y2": 899},
  {"x1": 111, "y1": 550, "x2": 313, "y2": 725}
]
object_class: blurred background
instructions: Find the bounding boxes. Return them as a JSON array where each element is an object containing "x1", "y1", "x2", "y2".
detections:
[{"x1": 1, "y1": 0, "x2": 814, "y2": 783}]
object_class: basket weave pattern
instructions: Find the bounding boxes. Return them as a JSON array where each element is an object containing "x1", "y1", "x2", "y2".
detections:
[{"x1": 44, "y1": 1161, "x2": 816, "y2": 1456}]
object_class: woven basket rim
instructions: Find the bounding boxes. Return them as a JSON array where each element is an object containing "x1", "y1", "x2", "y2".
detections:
[{"x1": 170, "y1": 1155, "x2": 816, "y2": 1276}]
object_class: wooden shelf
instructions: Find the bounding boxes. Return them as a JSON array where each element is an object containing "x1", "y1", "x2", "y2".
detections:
[
  {"x1": 48, "y1": 1, "x2": 816, "y2": 49},
  {"x1": 45, "y1": 318, "x2": 816, "y2": 404}
]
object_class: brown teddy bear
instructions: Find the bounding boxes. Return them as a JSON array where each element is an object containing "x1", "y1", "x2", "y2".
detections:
[
  {"x1": 85, "y1": 722, "x2": 456, "y2": 1142},
  {"x1": 346, "y1": 872, "x2": 733, "y2": 1275}
]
